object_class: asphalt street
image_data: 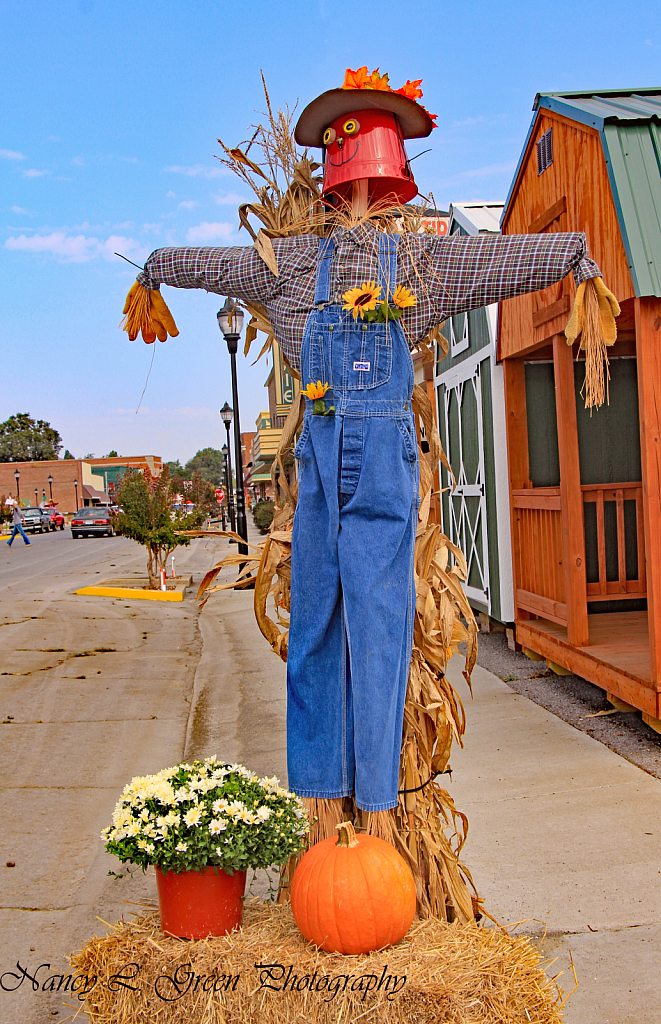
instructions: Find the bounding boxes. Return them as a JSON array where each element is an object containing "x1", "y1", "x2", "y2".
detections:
[
  {"x1": 2, "y1": 527, "x2": 660, "y2": 1023},
  {"x1": 0, "y1": 525, "x2": 285, "y2": 1024}
]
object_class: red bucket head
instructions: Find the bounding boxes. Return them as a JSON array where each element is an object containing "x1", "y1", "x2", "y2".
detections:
[{"x1": 322, "y1": 108, "x2": 417, "y2": 207}]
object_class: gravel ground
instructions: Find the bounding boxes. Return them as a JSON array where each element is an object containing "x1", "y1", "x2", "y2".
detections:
[{"x1": 470, "y1": 629, "x2": 661, "y2": 779}]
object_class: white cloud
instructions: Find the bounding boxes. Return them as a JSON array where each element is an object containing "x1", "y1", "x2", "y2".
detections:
[
  {"x1": 1, "y1": 149, "x2": 27, "y2": 161},
  {"x1": 185, "y1": 221, "x2": 235, "y2": 244},
  {"x1": 142, "y1": 222, "x2": 162, "y2": 234},
  {"x1": 178, "y1": 199, "x2": 199, "y2": 210},
  {"x1": 166, "y1": 190, "x2": 176, "y2": 199},
  {"x1": 5, "y1": 231, "x2": 149, "y2": 264},
  {"x1": 72, "y1": 156, "x2": 85, "y2": 167},
  {"x1": 214, "y1": 191, "x2": 249, "y2": 206},
  {"x1": 10, "y1": 206, "x2": 30, "y2": 215},
  {"x1": 164, "y1": 164, "x2": 226, "y2": 179},
  {"x1": 113, "y1": 220, "x2": 134, "y2": 230},
  {"x1": 22, "y1": 168, "x2": 50, "y2": 178}
]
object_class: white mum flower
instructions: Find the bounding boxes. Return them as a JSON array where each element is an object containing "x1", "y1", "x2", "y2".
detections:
[
  {"x1": 255, "y1": 806, "x2": 271, "y2": 821},
  {"x1": 183, "y1": 806, "x2": 204, "y2": 827},
  {"x1": 176, "y1": 841, "x2": 188, "y2": 852},
  {"x1": 125, "y1": 822, "x2": 141, "y2": 837},
  {"x1": 208, "y1": 819, "x2": 227, "y2": 835}
]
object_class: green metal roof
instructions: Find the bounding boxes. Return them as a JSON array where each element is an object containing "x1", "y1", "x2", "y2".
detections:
[{"x1": 503, "y1": 89, "x2": 661, "y2": 297}]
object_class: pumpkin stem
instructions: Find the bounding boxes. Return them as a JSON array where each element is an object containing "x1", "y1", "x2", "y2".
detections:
[{"x1": 335, "y1": 820, "x2": 359, "y2": 848}]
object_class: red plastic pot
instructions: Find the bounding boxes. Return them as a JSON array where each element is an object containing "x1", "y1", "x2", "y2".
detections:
[{"x1": 155, "y1": 866, "x2": 247, "y2": 940}]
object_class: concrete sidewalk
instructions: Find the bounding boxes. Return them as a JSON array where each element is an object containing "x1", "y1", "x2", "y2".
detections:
[{"x1": 445, "y1": 658, "x2": 661, "y2": 1024}]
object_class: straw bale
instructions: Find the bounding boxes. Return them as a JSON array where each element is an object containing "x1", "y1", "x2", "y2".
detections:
[{"x1": 69, "y1": 900, "x2": 568, "y2": 1024}]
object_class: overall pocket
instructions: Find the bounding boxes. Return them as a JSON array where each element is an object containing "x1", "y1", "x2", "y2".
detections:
[
  {"x1": 294, "y1": 418, "x2": 311, "y2": 460},
  {"x1": 395, "y1": 416, "x2": 418, "y2": 463},
  {"x1": 306, "y1": 334, "x2": 327, "y2": 388},
  {"x1": 343, "y1": 325, "x2": 392, "y2": 391}
]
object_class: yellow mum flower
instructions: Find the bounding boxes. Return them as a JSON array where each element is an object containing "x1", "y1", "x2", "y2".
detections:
[
  {"x1": 302, "y1": 380, "x2": 329, "y2": 400},
  {"x1": 342, "y1": 281, "x2": 382, "y2": 319},
  {"x1": 392, "y1": 285, "x2": 417, "y2": 309}
]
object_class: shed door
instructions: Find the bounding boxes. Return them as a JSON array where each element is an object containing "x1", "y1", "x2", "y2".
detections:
[{"x1": 441, "y1": 357, "x2": 490, "y2": 610}]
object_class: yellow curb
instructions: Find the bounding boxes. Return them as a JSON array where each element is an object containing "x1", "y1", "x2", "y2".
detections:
[{"x1": 75, "y1": 585, "x2": 183, "y2": 601}]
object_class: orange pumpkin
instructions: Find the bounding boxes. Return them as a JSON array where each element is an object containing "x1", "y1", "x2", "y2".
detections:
[{"x1": 290, "y1": 820, "x2": 416, "y2": 954}]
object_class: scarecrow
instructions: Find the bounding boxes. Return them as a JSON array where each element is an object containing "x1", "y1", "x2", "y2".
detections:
[{"x1": 122, "y1": 68, "x2": 619, "y2": 878}]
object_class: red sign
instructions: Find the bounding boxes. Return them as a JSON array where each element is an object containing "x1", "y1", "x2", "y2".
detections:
[{"x1": 214, "y1": 488, "x2": 224, "y2": 502}]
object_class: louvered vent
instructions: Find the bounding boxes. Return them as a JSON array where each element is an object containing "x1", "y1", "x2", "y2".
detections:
[{"x1": 536, "y1": 129, "x2": 553, "y2": 175}]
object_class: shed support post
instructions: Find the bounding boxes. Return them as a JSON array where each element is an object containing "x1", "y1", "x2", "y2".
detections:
[
  {"x1": 635, "y1": 297, "x2": 661, "y2": 693},
  {"x1": 553, "y1": 334, "x2": 589, "y2": 646},
  {"x1": 503, "y1": 357, "x2": 530, "y2": 621}
]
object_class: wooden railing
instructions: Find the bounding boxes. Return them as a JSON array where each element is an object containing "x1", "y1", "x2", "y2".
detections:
[
  {"x1": 581, "y1": 483, "x2": 646, "y2": 601},
  {"x1": 512, "y1": 482, "x2": 646, "y2": 625},
  {"x1": 512, "y1": 488, "x2": 567, "y2": 624}
]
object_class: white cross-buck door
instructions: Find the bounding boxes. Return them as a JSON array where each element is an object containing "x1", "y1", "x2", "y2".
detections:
[{"x1": 438, "y1": 355, "x2": 490, "y2": 610}]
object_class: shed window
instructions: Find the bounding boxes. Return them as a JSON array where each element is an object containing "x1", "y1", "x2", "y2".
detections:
[
  {"x1": 536, "y1": 129, "x2": 553, "y2": 175},
  {"x1": 450, "y1": 312, "x2": 469, "y2": 356}
]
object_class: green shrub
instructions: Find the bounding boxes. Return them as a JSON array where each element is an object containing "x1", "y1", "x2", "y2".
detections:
[{"x1": 252, "y1": 499, "x2": 275, "y2": 535}]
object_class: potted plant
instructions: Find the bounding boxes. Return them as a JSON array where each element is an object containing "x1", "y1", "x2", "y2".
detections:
[{"x1": 102, "y1": 757, "x2": 309, "y2": 939}]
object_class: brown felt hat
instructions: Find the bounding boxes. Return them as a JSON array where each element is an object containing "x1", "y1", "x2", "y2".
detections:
[{"x1": 295, "y1": 88, "x2": 434, "y2": 147}]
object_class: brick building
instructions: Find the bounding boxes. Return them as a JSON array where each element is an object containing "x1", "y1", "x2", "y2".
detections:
[{"x1": 0, "y1": 455, "x2": 162, "y2": 513}]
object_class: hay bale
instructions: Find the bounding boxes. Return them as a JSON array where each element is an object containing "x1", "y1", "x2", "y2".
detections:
[{"x1": 69, "y1": 900, "x2": 568, "y2": 1023}]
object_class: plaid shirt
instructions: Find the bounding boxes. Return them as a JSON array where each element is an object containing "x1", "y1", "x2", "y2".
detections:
[{"x1": 137, "y1": 223, "x2": 600, "y2": 372}]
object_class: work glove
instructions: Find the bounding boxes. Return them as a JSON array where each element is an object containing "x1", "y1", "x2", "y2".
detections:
[{"x1": 121, "y1": 282, "x2": 180, "y2": 344}]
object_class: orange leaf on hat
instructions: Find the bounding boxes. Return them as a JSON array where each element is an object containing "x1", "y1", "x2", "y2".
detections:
[
  {"x1": 395, "y1": 79, "x2": 423, "y2": 101},
  {"x1": 366, "y1": 68, "x2": 390, "y2": 91},
  {"x1": 342, "y1": 66, "x2": 369, "y2": 90}
]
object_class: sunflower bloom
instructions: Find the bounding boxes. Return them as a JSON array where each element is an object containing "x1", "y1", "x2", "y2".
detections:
[
  {"x1": 343, "y1": 282, "x2": 382, "y2": 319},
  {"x1": 392, "y1": 285, "x2": 417, "y2": 309},
  {"x1": 302, "y1": 380, "x2": 329, "y2": 400}
]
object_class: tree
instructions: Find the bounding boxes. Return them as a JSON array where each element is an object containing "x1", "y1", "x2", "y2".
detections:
[
  {"x1": 106, "y1": 450, "x2": 118, "y2": 458},
  {"x1": 166, "y1": 459, "x2": 184, "y2": 477},
  {"x1": 63, "y1": 450, "x2": 75, "y2": 460},
  {"x1": 184, "y1": 448, "x2": 225, "y2": 486},
  {"x1": 115, "y1": 467, "x2": 215, "y2": 588},
  {"x1": 0, "y1": 413, "x2": 62, "y2": 462}
]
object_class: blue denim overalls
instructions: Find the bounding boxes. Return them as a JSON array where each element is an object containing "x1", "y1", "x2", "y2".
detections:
[{"x1": 287, "y1": 232, "x2": 420, "y2": 812}]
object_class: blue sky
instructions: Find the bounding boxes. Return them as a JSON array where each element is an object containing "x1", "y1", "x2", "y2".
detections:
[{"x1": 2, "y1": 0, "x2": 659, "y2": 463}]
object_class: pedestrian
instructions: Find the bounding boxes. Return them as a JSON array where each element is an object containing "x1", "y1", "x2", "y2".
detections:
[{"x1": 7, "y1": 505, "x2": 31, "y2": 547}]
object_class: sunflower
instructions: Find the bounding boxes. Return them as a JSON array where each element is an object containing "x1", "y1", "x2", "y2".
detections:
[
  {"x1": 302, "y1": 380, "x2": 329, "y2": 400},
  {"x1": 342, "y1": 281, "x2": 383, "y2": 319},
  {"x1": 392, "y1": 285, "x2": 417, "y2": 310}
]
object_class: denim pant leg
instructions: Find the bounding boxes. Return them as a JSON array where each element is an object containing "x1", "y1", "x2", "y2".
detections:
[
  {"x1": 287, "y1": 414, "x2": 354, "y2": 798},
  {"x1": 337, "y1": 415, "x2": 418, "y2": 811},
  {"x1": 8, "y1": 524, "x2": 29, "y2": 546}
]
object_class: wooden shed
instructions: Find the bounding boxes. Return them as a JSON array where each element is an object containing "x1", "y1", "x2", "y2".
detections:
[
  {"x1": 498, "y1": 88, "x2": 661, "y2": 730},
  {"x1": 434, "y1": 202, "x2": 514, "y2": 624}
]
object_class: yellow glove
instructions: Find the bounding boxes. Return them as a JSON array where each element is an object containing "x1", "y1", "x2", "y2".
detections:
[
  {"x1": 121, "y1": 282, "x2": 179, "y2": 344},
  {"x1": 565, "y1": 277, "x2": 620, "y2": 348}
]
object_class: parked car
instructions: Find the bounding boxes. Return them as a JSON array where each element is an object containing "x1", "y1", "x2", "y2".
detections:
[
  {"x1": 43, "y1": 507, "x2": 65, "y2": 530},
  {"x1": 21, "y1": 507, "x2": 53, "y2": 534},
  {"x1": 70, "y1": 508, "x2": 115, "y2": 538}
]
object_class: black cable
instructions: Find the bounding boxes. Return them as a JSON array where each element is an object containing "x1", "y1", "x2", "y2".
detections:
[{"x1": 398, "y1": 768, "x2": 452, "y2": 795}]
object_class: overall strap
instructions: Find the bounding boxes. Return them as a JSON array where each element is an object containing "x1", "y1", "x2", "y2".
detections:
[
  {"x1": 314, "y1": 236, "x2": 336, "y2": 306},
  {"x1": 377, "y1": 232, "x2": 398, "y2": 299}
]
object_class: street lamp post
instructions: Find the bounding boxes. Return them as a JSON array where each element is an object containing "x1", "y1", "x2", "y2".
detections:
[
  {"x1": 220, "y1": 406, "x2": 236, "y2": 537},
  {"x1": 48, "y1": 474, "x2": 53, "y2": 501},
  {"x1": 73, "y1": 479, "x2": 79, "y2": 511},
  {"x1": 14, "y1": 469, "x2": 20, "y2": 504},
  {"x1": 34, "y1": 487, "x2": 38, "y2": 506},
  {"x1": 217, "y1": 301, "x2": 248, "y2": 557}
]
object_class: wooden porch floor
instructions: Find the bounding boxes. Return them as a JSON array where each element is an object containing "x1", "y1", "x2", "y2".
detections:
[{"x1": 516, "y1": 611, "x2": 661, "y2": 718}]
